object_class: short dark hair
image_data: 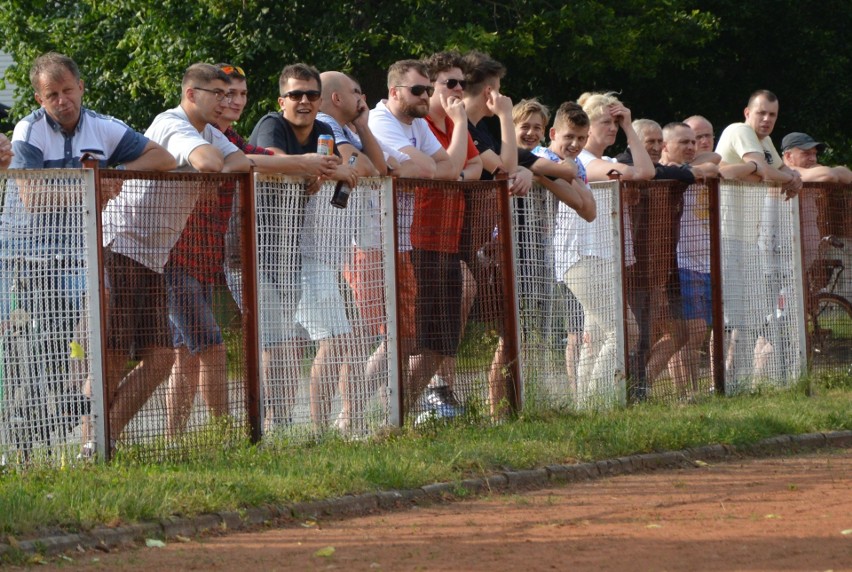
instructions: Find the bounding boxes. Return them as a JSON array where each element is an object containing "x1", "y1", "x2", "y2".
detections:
[
  {"x1": 279, "y1": 63, "x2": 321, "y2": 95},
  {"x1": 461, "y1": 51, "x2": 505, "y2": 96},
  {"x1": 387, "y1": 59, "x2": 429, "y2": 89},
  {"x1": 662, "y1": 121, "x2": 692, "y2": 140},
  {"x1": 553, "y1": 101, "x2": 589, "y2": 130},
  {"x1": 182, "y1": 63, "x2": 231, "y2": 91},
  {"x1": 423, "y1": 51, "x2": 465, "y2": 82},
  {"x1": 29, "y1": 52, "x2": 80, "y2": 91},
  {"x1": 748, "y1": 89, "x2": 778, "y2": 107}
]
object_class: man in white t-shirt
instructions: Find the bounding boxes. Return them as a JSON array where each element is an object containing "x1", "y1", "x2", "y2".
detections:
[
  {"x1": 103, "y1": 63, "x2": 249, "y2": 445},
  {"x1": 715, "y1": 90, "x2": 801, "y2": 390},
  {"x1": 368, "y1": 59, "x2": 458, "y2": 417},
  {"x1": 716, "y1": 90, "x2": 802, "y2": 192}
]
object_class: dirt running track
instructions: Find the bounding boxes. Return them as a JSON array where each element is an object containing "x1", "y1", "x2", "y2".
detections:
[{"x1": 19, "y1": 450, "x2": 852, "y2": 571}]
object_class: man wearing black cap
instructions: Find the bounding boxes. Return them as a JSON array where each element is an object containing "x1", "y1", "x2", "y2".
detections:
[{"x1": 782, "y1": 132, "x2": 851, "y2": 184}]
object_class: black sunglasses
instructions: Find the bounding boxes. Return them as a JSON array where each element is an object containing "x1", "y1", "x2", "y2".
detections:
[
  {"x1": 439, "y1": 79, "x2": 467, "y2": 90},
  {"x1": 281, "y1": 90, "x2": 321, "y2": 102},
  {"x1": 395, "y1": 84, "x2": 435, "y2": 97}
]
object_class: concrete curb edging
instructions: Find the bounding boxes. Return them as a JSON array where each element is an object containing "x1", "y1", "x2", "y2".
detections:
[{"x1": 2, "y1": 430, "x2": 849, "y2": 558}]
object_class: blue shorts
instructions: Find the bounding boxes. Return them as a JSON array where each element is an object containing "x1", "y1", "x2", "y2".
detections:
[
  {"x1": 165, "y1": 264, "x2": 223, "y2": 354},
  {"x1": 679, "y1": 268, "x2": 712, "y2": 325}
]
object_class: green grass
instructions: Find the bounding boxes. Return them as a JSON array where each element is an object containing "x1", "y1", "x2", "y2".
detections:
[{"x1": 0, "y1": 384, "x2": 849, "y2": 541}]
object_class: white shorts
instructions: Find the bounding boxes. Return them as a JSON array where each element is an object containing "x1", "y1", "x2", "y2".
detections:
[
  {"x1": 258, "y1": 261, "x2": 307, "y2": 346},
  {"x1": 295, "y1": 257, "x2": 352, "y2": 341}
]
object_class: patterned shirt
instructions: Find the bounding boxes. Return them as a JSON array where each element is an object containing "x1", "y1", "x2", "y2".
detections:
[{"x1": 166, "y1": 126, "x2": 272, "y2": 283}]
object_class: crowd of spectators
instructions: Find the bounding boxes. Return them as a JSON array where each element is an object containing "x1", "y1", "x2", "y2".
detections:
[{"x1": 1, "y1": 50, "x2": 849, "y2": 451}]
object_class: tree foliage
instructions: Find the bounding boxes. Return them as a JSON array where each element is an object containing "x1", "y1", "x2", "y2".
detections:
[{"x1": 1, "y1": 0, "x2": 849, "y2": 161}]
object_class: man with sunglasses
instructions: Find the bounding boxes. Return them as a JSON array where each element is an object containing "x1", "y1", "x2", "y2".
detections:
[
  {"x1": 368, "y1": 59, "x2": 460, "y2": 417},
  {"x1": 249, "y1": 63, "x2": 359, "y2": 430},
  {"x1": 420, "y1": 51, "x2": 483, "y2": 416},
  {"x1": 102, "y1": 63, "x2": 250, "y2": 446}
]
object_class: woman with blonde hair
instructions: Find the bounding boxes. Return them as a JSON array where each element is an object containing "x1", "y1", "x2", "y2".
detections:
[{"x1": 577, "y1": 91, "x2": 654, "y2": 182}]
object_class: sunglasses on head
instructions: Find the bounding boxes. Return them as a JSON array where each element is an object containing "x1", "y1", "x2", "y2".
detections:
[
  {"x1": 219, "y1": 64, "x2": 245, "y2": 78},
  {"x1": 281, "y1": 90, "x2": 322, "y2": 102},
  {"x1": 439, "y1": 78, "x2": 467, "y2": 90},
  {"x1": 395, "y1": 84, "x2": 435, "y2": 97}
]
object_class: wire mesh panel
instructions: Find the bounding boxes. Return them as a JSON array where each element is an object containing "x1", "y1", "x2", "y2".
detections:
[
  {"x1": 622, "y1": 180, "x2": 703, "y2": 403},
  {"x1": 521, "y1": 180, "x2": 626, "y2": 410},
  {"x1": 393, "y1": 178, "x2": 516, "y2": 424},
  {"x1": 719, "y1": 180, "x2": 806, "y2": 394},
  {"x1": 0, "y1": 169, "x2": 97, "y2": 468},
  {"x1": 670, "y1": 181, "x2": 719, "y2": 400},
  {"x1": 99, "y1": 170, "x2": 250, "y2": 460},
  {"x1": 799, "y1": 182, "x2": 852, "y2": 377},
  {"x1": 511, "y1": 184, "x2": 565, "y2": 408},
  {"x1": 253, "y1": 175, "x2": 394, "y2": 441}
]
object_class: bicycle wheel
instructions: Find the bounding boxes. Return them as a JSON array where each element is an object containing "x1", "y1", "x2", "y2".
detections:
[{"x1": 807, "y1": 293, "x2": 852, "y2": 372}]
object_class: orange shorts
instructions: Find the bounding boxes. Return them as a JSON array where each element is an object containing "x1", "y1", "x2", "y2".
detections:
[
  {"x1": 343, "y1": 247, "x2": 386, "y2": 337},
  {"x1": 342, "y1": 248, "x2": 416, "y2": 342},
  {"x1": 396, "y1": 250, "x2": 417, "y2": 343}
]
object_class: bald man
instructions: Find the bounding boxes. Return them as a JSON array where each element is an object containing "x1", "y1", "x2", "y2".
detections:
[{"x1": 317, "y1": 71, "x2": 385, "y2": 176}]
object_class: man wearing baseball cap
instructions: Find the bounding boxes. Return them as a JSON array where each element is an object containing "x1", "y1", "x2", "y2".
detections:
[{"x1": 782, "y1": 132, "x2": 851, "y2": 183}]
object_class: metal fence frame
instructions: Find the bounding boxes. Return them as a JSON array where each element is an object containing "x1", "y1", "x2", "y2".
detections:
[{"x1": 1, "y1": 167, "x2": 849, "y2": 467}]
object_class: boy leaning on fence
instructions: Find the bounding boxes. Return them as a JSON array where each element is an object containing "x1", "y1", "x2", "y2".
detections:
[
  {"x1": 101, "y1": 63, "x2": 249, "y2": 448},
  {"x1": 0, "y1": 52, "x2": 175, "y2": 457}
]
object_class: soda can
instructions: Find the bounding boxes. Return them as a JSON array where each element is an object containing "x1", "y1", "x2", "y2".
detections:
[{"x1": 317, "y1": 134, "x2": 334, "y2": 156}]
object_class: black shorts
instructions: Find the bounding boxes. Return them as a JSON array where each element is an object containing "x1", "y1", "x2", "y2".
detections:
[
  {"x1": 105, "y1": 248, "x2": 171, "y2": 353},
  {"x1": 411, "y1": 249, "x2": 463, "y2": 357}
]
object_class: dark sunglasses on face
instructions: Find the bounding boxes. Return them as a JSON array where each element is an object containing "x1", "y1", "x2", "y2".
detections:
[
  {"x1": 439, "y1": 78, "x2": 467, "y2": 90},
  {"x1": 395, "y1": 84, "x2": 435, "y2": 97},
  {"x1": 281, "y1": 90, "x2": 322, "y2": 102}
]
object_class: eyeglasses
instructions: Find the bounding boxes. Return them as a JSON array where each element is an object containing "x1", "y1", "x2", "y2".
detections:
[
  {"x1": 281, "y1": 90, "x2": 322, "y2": 102},
  {"x1": 395, "y1": 84, "x2": 435, "y2": 97},
  {"x1": 219, "y1": 65, "x2": 245, "y2": 78},
  {"x1": 192, "y1": 86, "x2": 232, "y2": 102},
  {"x1": 439, "y1": 79, "x2": 466, "y2": 90}
]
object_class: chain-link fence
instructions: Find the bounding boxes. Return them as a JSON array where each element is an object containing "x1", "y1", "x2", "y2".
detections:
[
  {"x1": 394, "y1": 177, "x2": 518, "y2": 425},
  {"x1": 514, "y1": 180, "x2": 627, "y2": 410},
  {"x1": 1, "y1": 169, "x2": 98, "y2": 467},
  {"x1": 799, "y1": 182, "x2": 852, "y2": 379},
  {"x1": 1, "y1": 168, "x2": 846, "y2": 467},
  {"x1": 253, "y1": 174, "x2": 395, "y2": 440},
  {"x1": 719, "y1": 180, "x2": 807, "y2": 394}
]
